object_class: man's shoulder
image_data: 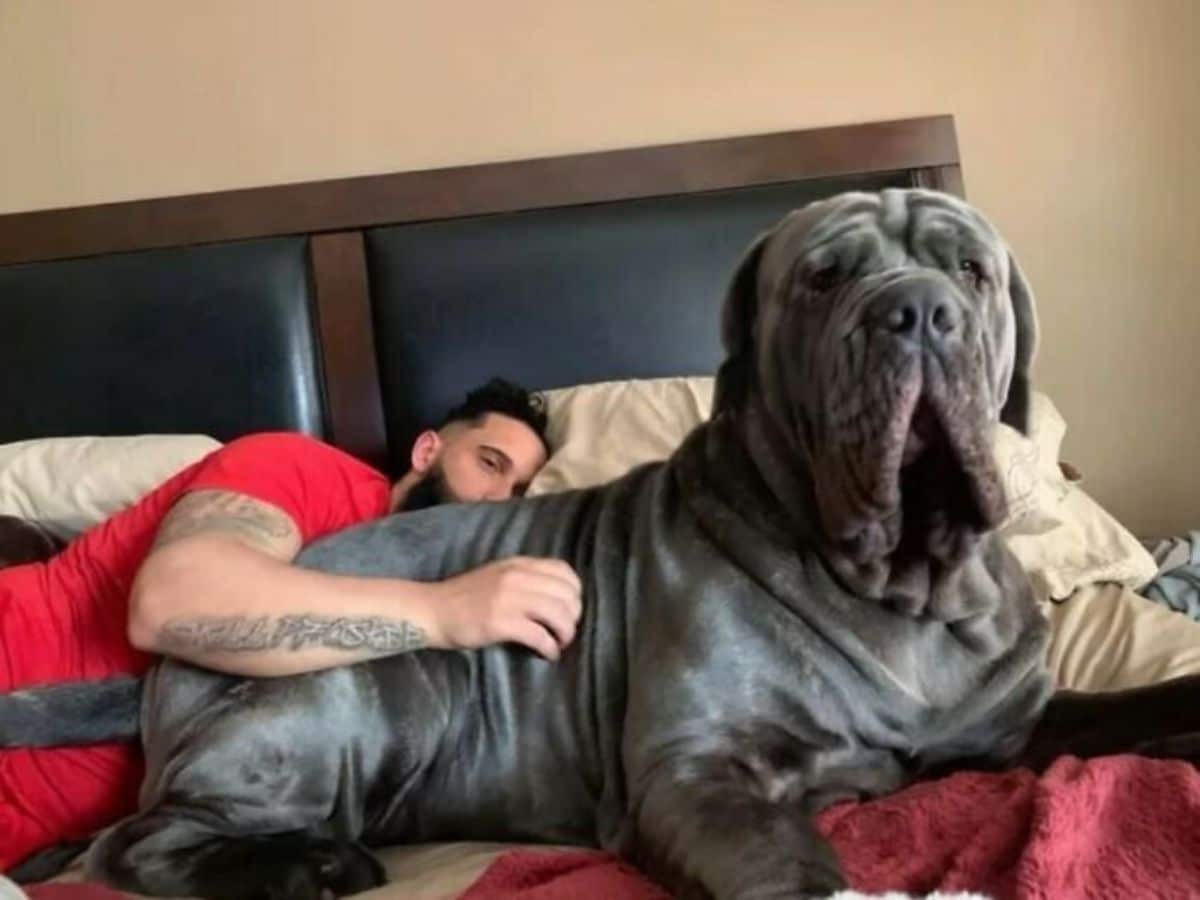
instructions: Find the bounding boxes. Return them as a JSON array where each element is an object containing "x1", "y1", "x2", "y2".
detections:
[
  {"x1": 195, "y1": 432, "x2": 386, "y2": 492},
  {"x1": 180, "y1": 432, "x2": 390, "y2": 534},
  {"x1": 214, "y1": 432, "x2": 359, "y2": 468}
]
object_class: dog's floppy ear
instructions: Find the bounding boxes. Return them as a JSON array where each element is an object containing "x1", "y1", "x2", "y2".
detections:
[
  {"x1": 999, "y1": 250, "x2": 1039, "y2": 435},
  {"x1": 713, "y1": 232, "x2": 770, "y2": 414}
]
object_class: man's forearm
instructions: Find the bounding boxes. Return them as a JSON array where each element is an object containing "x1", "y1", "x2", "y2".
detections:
[{"x1": 129, "y1": 535, "x2": 441, "y2": 677}]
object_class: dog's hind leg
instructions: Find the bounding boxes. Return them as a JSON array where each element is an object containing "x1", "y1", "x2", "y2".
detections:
[
  {"x1": 86, "y1": 808, "x2": 384, "y2": 900},
  {"x1": 86, "y1": 667, "x2": 398, "y2": 898},
  {"x1": 83, "y1": 721, "x2": 390, "y2": 900}
]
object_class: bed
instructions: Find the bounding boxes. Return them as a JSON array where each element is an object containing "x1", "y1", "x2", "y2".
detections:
[{"x1": 2, "y1": 115, "x2": 1197, "y2": 900}]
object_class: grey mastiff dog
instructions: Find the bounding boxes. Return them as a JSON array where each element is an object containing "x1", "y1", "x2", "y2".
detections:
[{"x1": 79, "y1": 189, "x2": 1200, "y2": 899}]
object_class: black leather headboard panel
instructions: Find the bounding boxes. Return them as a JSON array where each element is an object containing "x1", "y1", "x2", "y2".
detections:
[
  {"x1": 366, "y1": 171, "x2": 911, "y2": 467},
  {"x1": 0, "y1": 237, "x2": 325, "y2": 443}
]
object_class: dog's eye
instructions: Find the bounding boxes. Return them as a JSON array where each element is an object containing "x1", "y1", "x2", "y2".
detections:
[
  {"x1": 807, "y1": 264, "x2": 840, "y2": 292},
  {"x1": 958, "y1": 259, "x2": 985, "y2": 286}
]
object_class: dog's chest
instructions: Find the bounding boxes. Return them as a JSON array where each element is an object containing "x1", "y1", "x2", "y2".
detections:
[
  {"x1": 849, "y1": 609, "x2": 990, "y2": 710},
  {"x1": 649, "y1": 553, "x2": 1029, "y2": 764}
]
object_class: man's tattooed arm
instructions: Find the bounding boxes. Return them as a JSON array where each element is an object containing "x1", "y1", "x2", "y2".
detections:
[
  {"x1": 132, "y1": 489, "x2": 443, "y2": 676},
  {"x1": 160, "y1": 614, "x2": 427, "y2": 655}
]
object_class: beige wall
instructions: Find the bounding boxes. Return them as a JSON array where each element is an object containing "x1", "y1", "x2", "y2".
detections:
[{"x1": 1, "y1": 0, "x2": 1197, "y2": 536}]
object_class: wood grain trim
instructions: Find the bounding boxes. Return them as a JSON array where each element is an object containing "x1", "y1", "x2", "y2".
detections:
[
  {"x1": 913, "y1": 164, "x2": 966, "y2": 197},
  {"x1": 0, "y1": 116, "x2": 959, "y2": 266},
  {"x1": 308, "y1": 231, "x2": 388, "y2": 469}
]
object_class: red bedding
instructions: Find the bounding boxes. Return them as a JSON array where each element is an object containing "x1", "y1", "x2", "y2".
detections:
[
  {"x1": 21, "y1": 755, "x2": 1200, "y2": 900},
  {"x1": 460, "y1": 755, "x2": 1200, "y2": 900}
]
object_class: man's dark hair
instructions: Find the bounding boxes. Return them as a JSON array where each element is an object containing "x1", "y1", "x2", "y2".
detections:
[{"x1": 440, "y1": 377, "x2": 550, "y2": 455}]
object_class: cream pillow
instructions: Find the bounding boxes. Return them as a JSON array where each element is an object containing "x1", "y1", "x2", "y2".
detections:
[
  {"x1": 994, "y1": 393, "x2": 1155, "y2": 599},
  {"x1": 529, "y1": 377, "x2": 714, "y2": 495},
  {"x1": 0, "y1": 434, "x2": 221, "y2": 538},
  {"x1": 528, "y1": 378, "x2": 1154, "y2": 599}
]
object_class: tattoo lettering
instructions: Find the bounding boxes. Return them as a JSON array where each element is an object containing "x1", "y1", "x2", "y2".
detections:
[{"x1": 160, "y1": 614, "x2": 427, "y2": 655}]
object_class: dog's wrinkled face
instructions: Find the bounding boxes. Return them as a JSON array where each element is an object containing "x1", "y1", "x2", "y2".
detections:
[{"x1": 716, "y1": 189, "x2": 1038, "y2": 600}]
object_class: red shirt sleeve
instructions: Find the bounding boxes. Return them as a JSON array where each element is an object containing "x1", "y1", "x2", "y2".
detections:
[{"x1": 182, "y1": 432, "x2": 392, "y2": 544}]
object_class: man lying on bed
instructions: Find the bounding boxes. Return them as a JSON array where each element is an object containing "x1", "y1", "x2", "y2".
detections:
[{"x1": 0, "y1": 377, "x2": 581, "y2": 875}]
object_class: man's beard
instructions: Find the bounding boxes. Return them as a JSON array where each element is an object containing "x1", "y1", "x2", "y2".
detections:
[{"x1": 400, "y1": 465, "x2": 455, "y2": 512}]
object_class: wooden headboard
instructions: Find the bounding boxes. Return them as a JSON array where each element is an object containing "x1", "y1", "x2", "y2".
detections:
[{"x1": 0, "y1": 115, "x2": 962, "y2": 473}]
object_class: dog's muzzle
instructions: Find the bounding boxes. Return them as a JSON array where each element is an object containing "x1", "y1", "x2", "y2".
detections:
[{"x1": 815, "y1": 271, "x2": 1005, "y2": 579}]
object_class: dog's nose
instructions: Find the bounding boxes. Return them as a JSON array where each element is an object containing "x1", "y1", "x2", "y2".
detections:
[{"x1": 869, "y1": 281, "x2": 962, "y2": 344}]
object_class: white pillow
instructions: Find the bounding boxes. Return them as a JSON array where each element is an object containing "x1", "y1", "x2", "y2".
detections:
[
  {"x1": 528, "y1": 378, "x2": 1154, "y2": 600},
  {"x1": 0, "y1": 435, "x2": 221, "y2": 538}
]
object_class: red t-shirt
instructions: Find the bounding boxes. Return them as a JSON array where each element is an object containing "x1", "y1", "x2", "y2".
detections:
[{"x1": 0, "y1": 432, "x2": 390, "y2": 870}]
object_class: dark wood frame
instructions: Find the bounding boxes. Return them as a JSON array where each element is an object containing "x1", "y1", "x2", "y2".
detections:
[{"x1": 0, "y1": 115, "x2": 963, "y2": 468}]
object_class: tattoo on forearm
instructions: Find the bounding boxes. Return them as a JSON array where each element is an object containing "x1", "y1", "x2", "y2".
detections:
[{"x1": 159, "y1": 614, "x2": 427, "y2": 655}]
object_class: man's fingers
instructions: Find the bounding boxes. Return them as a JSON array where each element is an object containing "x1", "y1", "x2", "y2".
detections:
[
  {"x1": 509, "y1": 572, "x2": 582, "y2": 624},
  {"x1": 502, "y1": 560, "x2": 583, "y2": 622},
  {"x1": 522, "y1": 594, "x2": 578, "y2": 649},
  {"x1": 506, "y1": 557, "x2": 581, "y2": 594},
  {"x1": 507, "y1": 619, "x2": 561, "y2": 661}
]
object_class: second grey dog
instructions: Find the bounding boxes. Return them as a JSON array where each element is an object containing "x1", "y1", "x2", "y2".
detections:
[{"x1": 81, "y1": 189, "x2": 1200, "y2": 899}]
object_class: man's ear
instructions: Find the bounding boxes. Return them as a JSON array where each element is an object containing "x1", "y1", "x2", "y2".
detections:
[
  {"x1": 999, "y1": 250, "x2": 1039, "y2": 435},
  {"x1": 410, "y1": 429, "x2": 442, "y2": 475},
  {"x1": 712, "y1": 232, "x2": 770, "y2": 414}
]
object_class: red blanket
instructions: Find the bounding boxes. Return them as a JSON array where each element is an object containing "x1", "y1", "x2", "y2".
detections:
[{"x1": 461, "y1": 755, "x2": 1200, "y2": 900}]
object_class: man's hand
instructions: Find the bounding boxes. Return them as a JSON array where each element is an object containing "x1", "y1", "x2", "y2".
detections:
[{"x1": 429, "y1": 557, "x2": 583, "y2": 660}]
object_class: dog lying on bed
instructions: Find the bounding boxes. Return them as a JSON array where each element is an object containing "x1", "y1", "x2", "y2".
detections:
[{"x1": 13, "y1": 189, "x2": 1200, "y2": 899}]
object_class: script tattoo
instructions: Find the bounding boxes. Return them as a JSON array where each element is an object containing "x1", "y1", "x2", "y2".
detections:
[{"x1": 160, "y1": 614, "x2": 427, "y2": 655}]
